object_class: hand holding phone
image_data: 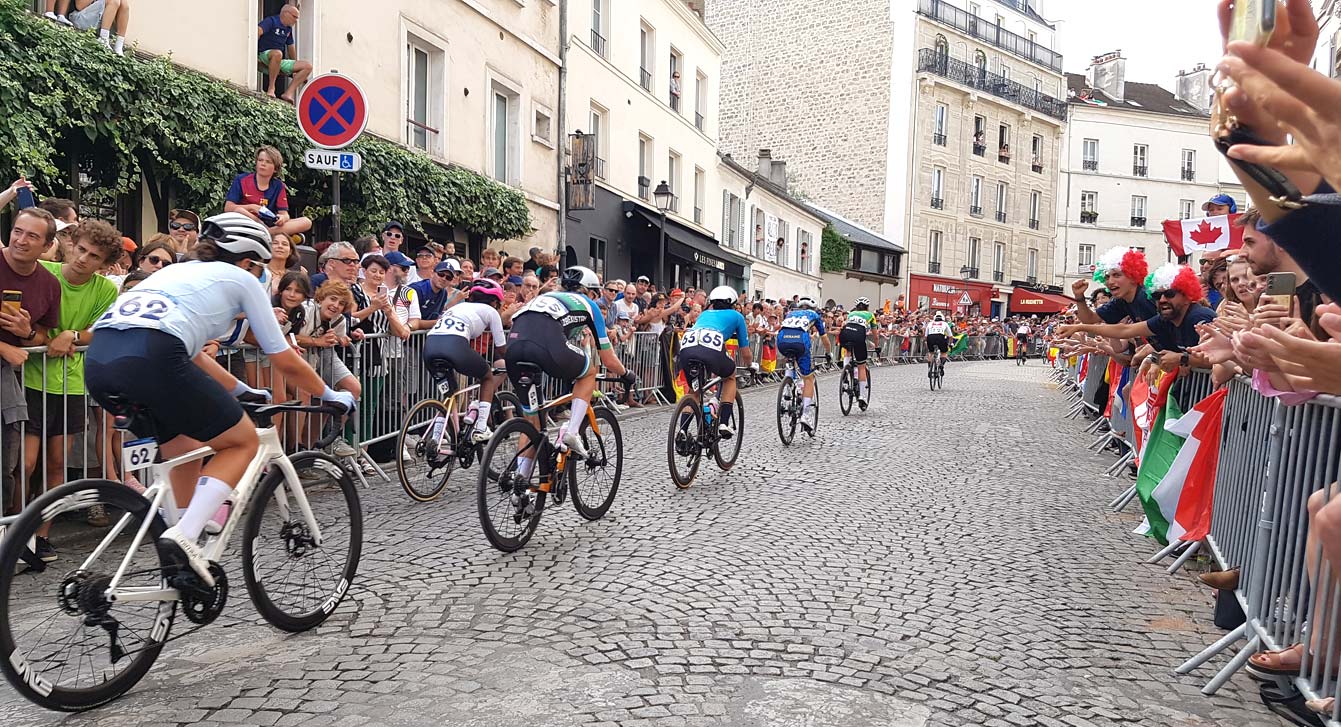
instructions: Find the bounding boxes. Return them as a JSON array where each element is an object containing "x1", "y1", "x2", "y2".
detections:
[
  {"x1": 1262, "y1": 270, "x2": 1296, "y2": 310},
  {"x1": 1228, "y1": 0, "x2": 1275, "y2": 46}
]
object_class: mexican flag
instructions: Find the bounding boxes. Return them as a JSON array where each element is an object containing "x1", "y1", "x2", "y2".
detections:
[
  {"x1": 1162, "y1": 214, "x2": 1244, "y2": 258},
  {"x1": 1146, "y1": 389, "x2": 1227, "y2": 544}
]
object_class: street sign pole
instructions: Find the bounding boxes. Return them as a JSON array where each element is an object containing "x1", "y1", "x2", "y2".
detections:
[{"x1": 332, "y1": 171, "x2": 341, "y2": 243}]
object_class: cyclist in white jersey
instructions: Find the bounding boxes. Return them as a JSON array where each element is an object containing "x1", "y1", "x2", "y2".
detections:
[
  {"x1": 422, "y1": 278, "x2": 509, "y2": 442},
  {"x1": 924, "y1": 313, "x2": 954, "y2": 369},
  {"x1": 86, "y1": 212, "x2": 356, "y2": 584}
]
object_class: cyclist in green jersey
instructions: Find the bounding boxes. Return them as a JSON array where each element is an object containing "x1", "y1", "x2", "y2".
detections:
[{"x1": 836, "y1": 297, "x2": 879, "y2": 408}]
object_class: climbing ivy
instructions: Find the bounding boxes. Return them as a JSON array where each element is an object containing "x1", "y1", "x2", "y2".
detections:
[
  {"x1": 819, "y1": 225, "x2": 850, "y2": 273},
  {"x1": 0, "y1": 0, "x2": 531, "y2": 240}
]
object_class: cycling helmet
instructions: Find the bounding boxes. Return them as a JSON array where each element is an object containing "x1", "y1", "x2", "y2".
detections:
[
  {"x1": 708, "y1": 285, "x2": 737, "y2": 303},
  {"x1": 200, "y1": 212, "x2": 272, "y2": 261},
  {"x1": 561, "y1": 265, "x2": 600, "y2": 291},
  {"x1": 854, "y1": 296, "x2": 870, "y2": 309},
  {"x1": 468, "y1": 278, "x2": 505, "y2": 305},
  {"x1": 797, "y1": 297, "x2": 816, "y2": 309},
  {"x1": 934, "y1": 312, "x2": 945, "y2": 321}
]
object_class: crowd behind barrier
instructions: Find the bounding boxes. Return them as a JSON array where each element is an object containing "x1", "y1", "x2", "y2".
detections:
[{"x1": 1053, "y1": 348, "x2": 1341, "y2": 726}]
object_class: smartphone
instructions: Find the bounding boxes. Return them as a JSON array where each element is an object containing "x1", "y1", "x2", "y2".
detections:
[
  {"x1": 1263, "y1": 271, "x2": 1296, "y2": 310},
  {"x1": 15, "y1": 186, "x2": 35, "y2": 210},
  {"x1": 1229, "y1": 0, "x2": 1276, "y2": 46},
  {"x1": 377, "y1": 284, "x2": 388, "y2": 298},
  {"x1": 1, "y1": 290, "x2": 22, "y2": 317}
]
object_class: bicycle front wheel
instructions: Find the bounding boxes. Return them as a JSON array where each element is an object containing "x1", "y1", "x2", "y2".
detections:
[
  {"x1": 396, "y1": 398, "x2": 455, "y2": 502},
  {"x1": 777, "y1": 377, "x2": 798, "y2": 446},
  {"x1": 571, "y1": 407, "x2": 624, "y2": 520},
  {"x1": 668, "y1": 397, "x2": 703, "y2": 490},
  {"x1": 477, "y1": 417, "x2": 546, "y2": 551},
  {"x1": 713, "y1": 393, "x2": 744, "y2": 471},
  {"x1": 242, "y1": 452, "x2": 362, "y2": 633},
  {"x1": 0, "y1": 479, "x2": 174, "y2": 711}
]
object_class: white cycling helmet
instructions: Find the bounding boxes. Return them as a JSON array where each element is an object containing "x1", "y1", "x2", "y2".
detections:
[
  {"x1": 797, "y1": 297, "x2": 816, "y2": 309},
  {"x1": 854, "y1": 296, "x2": 871, "y2": 308},
  {"x1": 934, "y1": 312, "x2": 945, "y2": 321},
  {"x1": 200, "y1": 212, "x2": 273, "y2": 261},
  {"x1": 561, "y1": 265, "x2": 600, "y2": 291},
  {"x1": 708, "y1": 285, "x2": 737, "y2": 303}
]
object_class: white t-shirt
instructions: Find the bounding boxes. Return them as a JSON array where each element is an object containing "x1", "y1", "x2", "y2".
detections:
[
  {"x1": 428, "y1": 301, "x2": 506, "y2": 347},
  {"x1": 95, "y1": 260, "x2": 289, "y2": 355}
]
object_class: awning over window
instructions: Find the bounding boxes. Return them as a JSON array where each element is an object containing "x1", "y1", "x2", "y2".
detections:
[{"x1": 1008, "y1": 288, "x2": 1075, "y2": 314}]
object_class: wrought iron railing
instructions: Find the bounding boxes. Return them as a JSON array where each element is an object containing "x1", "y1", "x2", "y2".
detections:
[
  {"x1": 916, "y1": 0, "x2": 1064, "y2": 73},
  {"x1": 916, "y1": 49, "x2": 1067, "y2": 121},
  {"x1": 590, "y1": 30, "x2": 606, "y2": 58},
  {"x1": 1083, "y1": 159, "x2": 1098, "y2": 171}
]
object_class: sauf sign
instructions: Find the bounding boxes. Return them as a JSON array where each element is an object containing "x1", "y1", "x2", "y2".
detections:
[{"x1": 303, "y1": 150, "x2": 362, "y2": 172}]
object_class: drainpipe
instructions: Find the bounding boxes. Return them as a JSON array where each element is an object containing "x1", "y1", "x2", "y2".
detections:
[{"x1": 556, "y1": 0, "x2": 568, "y2": 260}]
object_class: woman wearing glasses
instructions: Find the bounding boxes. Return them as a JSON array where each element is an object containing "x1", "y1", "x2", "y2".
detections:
[
  {"x1": 136, "y1": 239, "x2": 178, "y2": 274},
  {"x1": 167, "y1": 209, "x2": 200, "y2": 256}
]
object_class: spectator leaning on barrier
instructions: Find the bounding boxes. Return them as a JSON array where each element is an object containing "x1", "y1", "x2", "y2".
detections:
[
  {"x1": 23, "y1": 220, "x2": 120, "y2": 539},
  {"x1": 257, "y1": 3, "x2": 313, "y2": 103},
  {"x1": 0, "y1": 208, "x2": 61, "y2": 516},
  {"x1": 294, "y1": 280, "x2": 361, "y2": 455}
]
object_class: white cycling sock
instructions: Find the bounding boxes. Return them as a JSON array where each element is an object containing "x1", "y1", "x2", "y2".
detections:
[
  {"x1": 177, "y1": 477, "x2": 232, "y2": 540},
  {"x1": 474, "y1": 402, "x2": 492, "y2": 431},
  {"x1": 861, "y1": 380, "x2": 870, "y2": 398},
  {"x1": 802, "y1": 397, "x2": 813, "y2": 410},
  {"x1": 517, "y1": 456, "x2": 534, "y2": 477},
  {"x1": 567, "y1": 399, "x2": 589, "y2": 435}
]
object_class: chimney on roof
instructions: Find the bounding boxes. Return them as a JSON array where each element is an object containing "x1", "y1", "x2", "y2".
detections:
[
  {"x1": 1175, "y1": 63, "x2": 1213, "y2": 114},
  {"x1": 756, "y1": 149, "x2": 788, "y2": 188},
  {"x1": 1086, "y1": 50, "x2": 1126, "y2": 103}
]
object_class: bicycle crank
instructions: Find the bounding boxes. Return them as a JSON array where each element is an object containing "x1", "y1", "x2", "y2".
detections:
[{"x1": 174, "y1": 563, "x2": 228, "y2": 625}]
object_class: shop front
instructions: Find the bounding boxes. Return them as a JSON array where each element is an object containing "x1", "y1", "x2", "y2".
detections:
[
  {"x1": 1008, "y1": 287, "x2": 1076, "y2": 316},
  {"x1": 907, "y1": 274, "x2": 995, "y2": 318},
  {"x1": 626, "y1": 205, "x2": 749, "y2": 291}
]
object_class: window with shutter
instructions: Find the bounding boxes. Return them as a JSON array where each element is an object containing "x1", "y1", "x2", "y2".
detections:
[{"x1": 721, "y1": 190, "x2": 731, "y2": 245}]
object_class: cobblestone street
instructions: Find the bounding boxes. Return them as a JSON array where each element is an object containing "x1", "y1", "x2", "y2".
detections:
[{"x1": 0, "y1": 361, "x2": 1282, "y2": 726}]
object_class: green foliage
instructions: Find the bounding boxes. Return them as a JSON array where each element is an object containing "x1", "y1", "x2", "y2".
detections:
[
  {"x1": 819, "y1": 225, "x2": 850, "y2": 273},
  {"x1": 0, "y1": 0, "x2": 530, "y2": 240}
]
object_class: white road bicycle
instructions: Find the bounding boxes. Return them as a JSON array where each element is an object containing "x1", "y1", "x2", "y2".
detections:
[{"x1": 0, "y1": 396, "x2": 361, "y2": 712}]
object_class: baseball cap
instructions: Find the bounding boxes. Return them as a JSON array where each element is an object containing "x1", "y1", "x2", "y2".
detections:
[
  {"x1": 670, "y1": 288, "x2": 684, "y2": 297},
  {"x1": 54, "y1": 219, "x2": 76, "y2": 233},
  {"x1": 382, "y1": 220, "x2": 404, "y2": 233},
  {"x1": 384, "y1": 251, "x2": 413, "y2": 269},
  {"x1": 169, "y1": 209, "x2": 200, "y2": 226},
  {"x1": 636, "y1": 275, "x2": 650, "y2": 283},
  {"x1": 414, "y1": 246, "x2": 437, "y2": 258},
  {"x1": 434, "y1": 260, "x2": 461, "y2": 275},
  {"x1": 482, "y1": 267, "x2": 504, "y2": 279},
  {"x1": 1202, "y1": 194, "x2": 1237, "y2": 212},
  {"x1": 121, "y1": 236, "x2": 137, "y2": 252}
]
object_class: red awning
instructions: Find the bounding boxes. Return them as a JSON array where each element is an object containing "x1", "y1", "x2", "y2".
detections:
[{"x1": 1008, "y1": 288, "x2": 1075, "y2": 314}]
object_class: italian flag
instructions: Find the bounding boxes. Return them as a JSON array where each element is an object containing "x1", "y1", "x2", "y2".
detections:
[
  {"x1": 1144, "y1": 389, "x2": 1227, "y2": 544},
  {"x1": 1135, "y1": 390, "x2": 1185, "y2": 544}
]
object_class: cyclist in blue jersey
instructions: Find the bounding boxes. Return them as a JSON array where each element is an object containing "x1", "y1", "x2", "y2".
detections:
[
  {"x1": 505, "y1": 266, "x2": 636, "y2": 458},
  {"x1": 774, "y1": 297, "x2": 832, "y2": 434},
  {"x1": 675, "y1": 286, "x2": 757, "y2": 438},
  {"x1": 86, "y1": 212, "x2": 356, "y2": 584}
]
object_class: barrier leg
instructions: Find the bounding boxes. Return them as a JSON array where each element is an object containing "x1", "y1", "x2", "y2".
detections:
[
  {"x1": 1110, "y1": 484, "x2": 1138, "y2": 512},
  {"x1": 1146, "y1": 540, "x2": 1185, "y2": 564},
  {"x1": 1089, "y1": 431, "x2": 1115, "y2": 452},
  {"x1": 1201, "y1": 635, "x2": 1262, "y2": 695},
  {"x1": 1175, "y1": 623, "x2": 1251, "y2": 675},
  {"x1": 1167, "y1": 540, "x2": 1201, "y2": 574},
  {"x1": 1105, "y1": 450, "x2": 1134, "y2": 478}
]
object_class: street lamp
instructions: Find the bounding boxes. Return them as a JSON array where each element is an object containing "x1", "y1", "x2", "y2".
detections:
[
  {"x1": 653, "y1": 181, "x2": 674, "y2": 289},
  {"x1": 959, "y1": 265, "x2": 974, "y2": 280}
]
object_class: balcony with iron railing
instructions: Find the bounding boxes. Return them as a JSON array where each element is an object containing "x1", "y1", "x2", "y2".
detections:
[
  {"x1": 931, "y1": 197, "x2": 945, "y2": 209},
  {"x1": 694, "y1": 206, "x2": 702, "y2": 224},
  {"x1": 933, "y1": 132, "x2": 947, "y2": 146},
  {"x1": 961, "y1": 266, "x2": 979, "y2": 279},
  {"x1": 1028, "y1": 218, "x2": 1039, "y2": 230},
  {"x1": 1130, "y1": 216, "x2": 1146, "y2": 227},
  {"x1": 993, "y1": 270, "x2": 1004, "y2": 282},
  {"x1": 695, "y1": 112, "x2": 704, "y2": 130},
  {"x1": 928, "y1": 261, "x2": 942, "y2": 274},
  {"x1": 998, "y1": 148, "x2": 1012, "y2": 164},
  {"x1": 639, "y1": 68, "x2": 651, "y2": 91},
  {"x1": 1181, "y1": 167, "x2": 1196, "y2": 181},
  {"x1": 973, "y1": 141, "x2": 987, "y2": 156},
  {"x1": 638, "y1": 175, "x2": 650, "y2": 200},
  {"x1": 1082, "y1": 159, "x2": 1098, "y2": 171},
  {"x1": 995, "y1": 210, "x2": 1007, "y2": 223},
  {"x1": 1080, "y1": 210, "x2": 1097, "y2": 224},
  {"x1": 669, "y1": 92, "x2": 680, "y2": 112},
  {"x1": 916, "y1": 0, "x2": 1064, "y2": 73},
  {"x1": 1133, "y1": 165, "x2": 1148, "y2": 177},
  {"x1": 969, "y1": 205, "x2": 983, "y2": 217},
  {"x1": 1032, "y1": 159, "x2": 1043, "y2": 174},
  {"x1": 916, "y1": 49, "x2": 1067, "y2": 121},
  {"x1": 594, "y1": 157, "x2": 606, "y2": 180},
  {"x1": 590, "y1": 29, "x2": 606, "y2": 58}
]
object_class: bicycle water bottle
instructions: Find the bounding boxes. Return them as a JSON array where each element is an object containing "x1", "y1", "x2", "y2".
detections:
[
  {"x1": 704, "y1": 395, "x2": 719, "y2": 424},
  {"x1": 429, "y1": 415, "x2": 447, "y2": 449}
]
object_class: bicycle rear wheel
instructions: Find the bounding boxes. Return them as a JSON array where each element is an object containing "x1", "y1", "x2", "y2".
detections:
[
  {"x1": 713, "y1": 394, "x2": 744, "y2": 471},
  {"x1": 242, "y1": 452, "x2": 362, "y2": 633},
  {"x1": 396, "y1": 398, "x2": 455, "y2": 502},
  {"x1": 839, "y1": 366, "x2": 854, "y2": 416},
  {"x1": 668, "y1": 397, "x2": 703, "y2": 490},
  {"x1": 571, "y1": 407, "x2": 624, "y2": 520},
  {"x1": 777, "y1": 377, "x2": 798, "y2": 445},
  {"x1": 0, "y1": 480, "x2": 174, "y2": 711},
  {"x1": 477, "y1": 417, "x2": 545, "y2": 551}
]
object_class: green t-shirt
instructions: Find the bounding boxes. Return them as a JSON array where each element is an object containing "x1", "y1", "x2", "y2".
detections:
[{"x1": 23, "y1": 261, "x2": 119, "y2": 395}]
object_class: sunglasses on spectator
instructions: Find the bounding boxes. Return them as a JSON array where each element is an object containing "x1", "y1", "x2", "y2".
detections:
[
  {"x1": 144, "y1": 254, "x2": 174, "y2": 266},
  {"x1": 435, "y1": 271, "x2": 454, "y2": 279},
  {"x1": 605, "y1": 287, "x2": 620, "y2": 293},
  {"x1": 384, "y1": 231, "x2": 402, "y2": 238},
  {"x1": 1154, "y1": 289, "x2": 1180, "y2": 300},
  {"x1": 169, "y1": 222, "x2": 197, "y2": 231},
  {"x1": 332, "y1": 257, "x2": 360, "y2": 265}
]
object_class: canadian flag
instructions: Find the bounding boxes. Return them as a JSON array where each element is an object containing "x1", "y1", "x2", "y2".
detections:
[{"x1": 1162, "y1": 214, "x2": 1244, "y2": 257}]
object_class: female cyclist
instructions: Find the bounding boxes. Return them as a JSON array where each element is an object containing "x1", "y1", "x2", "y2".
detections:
[{"x1": 421, "y1": 278, "x2": 509, "y2": 443}]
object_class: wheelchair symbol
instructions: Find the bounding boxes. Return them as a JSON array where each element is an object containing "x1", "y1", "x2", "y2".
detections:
[{"x1": 339, "y1": 156, "x2": 355, "y2": 170}]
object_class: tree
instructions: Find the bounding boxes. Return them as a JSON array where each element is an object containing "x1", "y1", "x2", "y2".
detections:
[{"x1": 819, "y1": 225, "x2": 850, "y2": 273}]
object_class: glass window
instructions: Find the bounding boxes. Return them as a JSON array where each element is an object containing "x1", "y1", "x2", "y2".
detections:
[
  {"x1": 929, "y1": 230, "x2": 942, "y2": 264},
  {"x1": 967, "y1": 237, "x2": 980, "y2": 270},
  {"x1": 1078, "y1": 243, "x2": 1095, "y2": 267},
  {"x1": 1082, "y1": 138, "x2": 1098, "y2": 162},
  {"x1": 1180, "y1": 199, "x2": 1194, "y2": 219}
]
